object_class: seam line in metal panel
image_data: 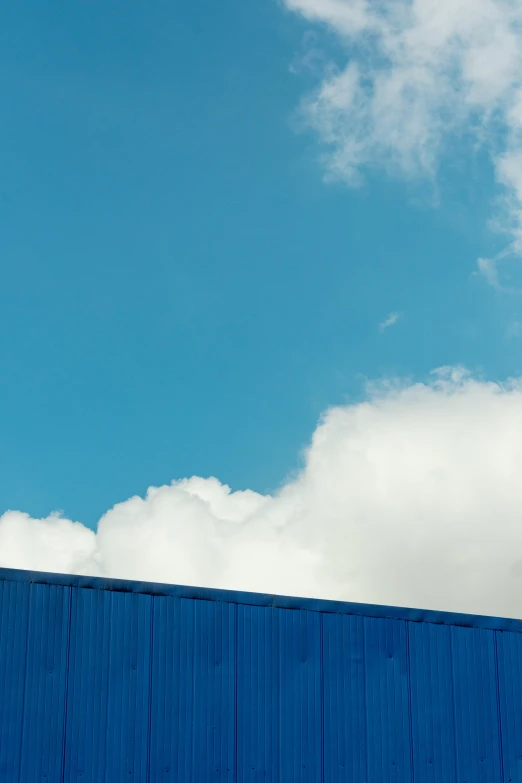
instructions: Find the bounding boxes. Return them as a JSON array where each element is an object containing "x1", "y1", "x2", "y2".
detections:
[
  {"x1": 146, "y1": 596, "x2": 155, "y2": 783},
  {"x1": 59, "y1": 587, "x2": 73, "y2": 783},
  {"x1": 234, "y1": 603, "x2": 238, "y2": 783},
  {"x1": 102, "y1": 593, "x2": 113, "y2": 783},
  {"x1": 363, "y1": 618, "x2": 369, "y2": 783},
  {"x1": 16, "y1": 584, "x2": 32, "y2": 783},
  {"x1": 448, "y1": 629, "x2": 459, "y2": 783},
  {"x1": 405, "y1": 621, "x2": 415, "y2": 783},
  {"x1": 319, "y1": 615, "x2": 324, "y2": 783},
  {"x1": 190, "y1": 599, "x2": 196, "y2": 783},
  {"x1": 493, "y1": 631, "x2": 506, "y2": 783},
  {"x1": 275, "y1": 607, "x2": 281, "y2": 783}
]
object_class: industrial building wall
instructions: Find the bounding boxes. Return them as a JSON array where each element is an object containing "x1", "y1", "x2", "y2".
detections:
[{"x1": 0, "y1": 569, "x2": 521, "y2": 782}]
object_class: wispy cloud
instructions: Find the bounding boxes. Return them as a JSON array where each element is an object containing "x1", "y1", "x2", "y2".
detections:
[
  {"x1": 289, "y1": 30, "x2": 327, "y2": 75},
  {"x1": 506, "y1": 317, "x2": 522, "y2": 339},
  {"x1": 476, "y1": 256, "x2": 503, "y2": 290},
  {"x1": 379, "y1": 311, "x2": 401, "y2": 332},
  {"x1": 283, "y1": 0, "x2": 522, "y2": 288}
]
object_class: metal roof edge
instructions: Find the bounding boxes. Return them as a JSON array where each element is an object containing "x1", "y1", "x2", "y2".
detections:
[{"x1": 0, "y1": 566, "x2": 520, "y2": 633}]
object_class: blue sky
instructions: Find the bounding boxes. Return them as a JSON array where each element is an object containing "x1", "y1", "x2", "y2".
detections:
[{"x1": 1, "y1": 0, "x2": 521, "y2": 533}]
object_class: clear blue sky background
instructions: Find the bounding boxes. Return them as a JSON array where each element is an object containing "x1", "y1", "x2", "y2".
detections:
[{"x1": 0, "y1": 1, "x2": 517, "y2": 527}]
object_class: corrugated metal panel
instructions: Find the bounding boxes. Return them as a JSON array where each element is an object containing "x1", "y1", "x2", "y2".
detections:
[
  {"x1": 237, "y1": 603, "x2": 281, "y2": 781},
  {"x1": 104, "y1": 590, "x2": 152, "y2": 782},
  {"x1": 191, "y1": 598, "x2": 236, "y2": 781},
  {"x1": 1, "y1": 567, "x2": 522, "y2": 782},
  {"x1": 451, "y1": 626, "x2": 503, "y2": 782},
  {"x1": 19, "y1": 583, "x2": 71, "y2": 783},
  {"x1": 279, "y1": 608, "x2": 322, "y2": 782},
  {"x1": 497, "y1": 628, "x2": 522, "y2": 781},
  {"x1": 323, "y1": 612, "x2": 366, "y2": 782},
  {"x1": 63, "y1": 585, "x2": 112, "y2": 782},
  {"x1": 149, "y1": 595, "x2": 194, "y2": 782},
  {"x1": 0, "y1": 578, "x2": 31, "y2": 780},
  {"x1": 409, "y1": 621, "x2": 456, "y2": 783},
  {"x1": 364, "y1": 616, "x2": 413, "y2": 782}
]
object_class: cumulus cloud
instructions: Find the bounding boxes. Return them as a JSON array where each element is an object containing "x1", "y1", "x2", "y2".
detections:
[
  {"x1": 283, "y1": 0, "x2": 522, "y2": 286},
  {"x1": 2, "y1": 368, "x2": 522, "y2": 618}
]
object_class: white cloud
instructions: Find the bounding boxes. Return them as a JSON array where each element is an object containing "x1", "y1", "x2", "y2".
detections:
[
  {"x1": 476, "y1": 256, "x2": 502, "y2": 290},
  {"x1": 506, "y1": 316, "x2": 522, "y2": 338},
  {"x1": 379, "y1": 311, "x2": 401, "y2": 331},
  {"x1": 282, "y1": 0, "x2": 522, "y2": 286},
  {"x1": 3, "y1": 368, "x2": 522, "y2": 618}
]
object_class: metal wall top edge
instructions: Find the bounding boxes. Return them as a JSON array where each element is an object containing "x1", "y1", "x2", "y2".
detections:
[{"x1": 0, "y1": 566, "x2": 520, "y2": 634}]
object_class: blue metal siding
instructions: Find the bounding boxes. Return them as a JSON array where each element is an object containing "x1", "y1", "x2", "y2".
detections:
[
  {"x1": 236, "y1": 603, "x2": 281, "y2": 782},
  {"x1": 497, "y1": 629, "x2": 522, "y2": 782},
  {"x1": 451, "y1": 626, "x2": 502, "y2": 782},
  {"x1": 105, "y1": 590, "x2": 152, "y2": 782},
  {"x1": 64, "y1": 585, "x2": 111, "y2": 781},
  {"x1": 323, "y1": 612, "x2": 366, "y2": 782},
  {"x1": 279, "y1": 607, "x2": 322, "y2": 783},
  {"x1": 19, "y1": 583, "x2": 71, "y2": 783},
  {"x1": 1, "y1": 569, "x2": 522, "y2": 782},
  {"x1": 408, "y1": 621, "x2": 456, "y2": 783},
  {"x1": 0, "y1": 579, "x2": 31, "y2": 780},
  {"x1": 192, "y1": 599, "x2": 236, "y2": 782},
  {"x1": 365, "y1": 616, "x2": 413, "y2": 782},
  {"x1": 150, "y1": 596, "x2": 194, "y2": 782}
]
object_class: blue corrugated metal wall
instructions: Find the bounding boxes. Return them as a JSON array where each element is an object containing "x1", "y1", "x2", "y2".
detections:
[{"x1": 0, "y1": 568, "x2": 521, "y2": 782}]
